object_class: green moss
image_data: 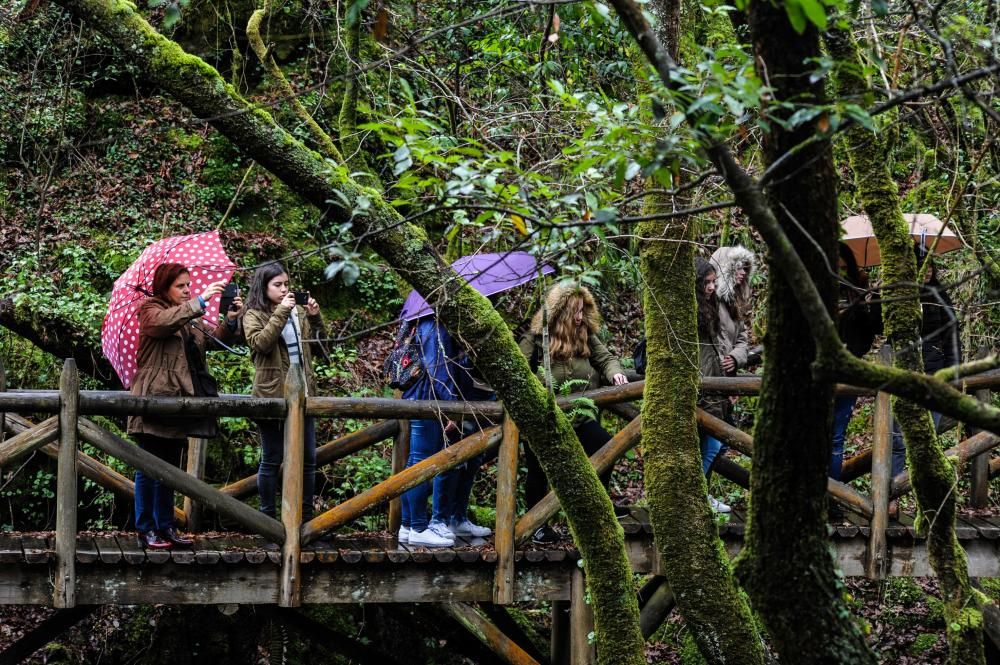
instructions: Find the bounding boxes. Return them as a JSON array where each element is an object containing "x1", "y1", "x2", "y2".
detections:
[{"x1": 909, "y1": 632, "x2": 941, "y2": 656}]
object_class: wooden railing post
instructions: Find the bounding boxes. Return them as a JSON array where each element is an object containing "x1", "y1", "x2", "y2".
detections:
[
  {"x1": 279, "y1": 367, "x2": 305, "y2": 607},
  {"x1": 184, "y1": 437, "x2": 207, "y2": 532},
  {"x1": 570, "y1": 567, "x2": 595, "y2": 665},
  {"x1": 971, "y1": 347, "x2": 992, "y2": 508},
  {"x1": 388, "y1": 390, "x2": 409, "y2": 537},
  {"x1": 54, "y1": 359, "x2": 79, "y2": 608},
  {"x1": 0, "y1": 354, "x2": 6, "y2": 441},
  {"x1": 866, "y1": 344, "x2": 893, "y2": 580},
  {"x1": 493, "y1": 413, "x2": 518, "y2": 605}
]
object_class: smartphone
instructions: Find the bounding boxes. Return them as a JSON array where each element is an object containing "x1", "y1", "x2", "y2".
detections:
[
  {"x1": 294, "y1": 291, "x2": 310, "y2": 306},
  {"x1": 220, "y1": 283, "x2": 240, "y2": 312}
]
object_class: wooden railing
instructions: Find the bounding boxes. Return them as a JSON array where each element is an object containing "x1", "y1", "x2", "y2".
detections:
[{"x1": 0, "y1": 350, "x2": 998, "y2": 610}]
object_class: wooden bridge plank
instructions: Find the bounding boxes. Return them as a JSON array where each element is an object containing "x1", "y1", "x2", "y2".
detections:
[
  {"x1": 617, "y1": 511, "x2": 643, "y2": 535},
  {"x1": 215, "y1": 537, "x2": 245, "y2": 564},
  {"x1": 170, "y1": 547, "x2": 196, "y2": 565},
  {"x1": 955, "y1": 516, "x2": 980, "y2": 540},
  {"x1": 192, "y1": 536, "x2": 222, "y2": 565},
  {"x1": 228, "y1": 535, "x2": 269, "y2": 565},
  {"x1": 117, "y1": 534, "x2": 147, "y2": 564},
  {"x1": 93, "y1": 534, "x2": 123, "y2": 564},
  {"x1": 22, "y1": 535, "x2": 53, "y2": 564},
  {"x1": 845, "y1": 511, "x2": 871, "y2": 537},
  {"x1": 0, "y1": 534, "x2": 23, "y2": 563},
  {"x1": 400, "y1": 542, "x2": 434, "y2": 564},
  {"x1": 962, "y1": 516, "x2": 1000, "y2": 540},
  {"x1": 74, "y1": 535, "x2": 98, "y2": 564}
]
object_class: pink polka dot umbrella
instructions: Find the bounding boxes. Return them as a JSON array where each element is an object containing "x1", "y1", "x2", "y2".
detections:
[{"x1": 101, "y1": 231, "x2": 237, "y2": 388}]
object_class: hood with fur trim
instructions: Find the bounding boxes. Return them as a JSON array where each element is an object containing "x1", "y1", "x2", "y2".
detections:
[
  {"x1": 529, "y1": 282, "x2": 602, "y2": 335},
  {"x1": 710, "y1": 245, "x2": 756, "y2": 308}
]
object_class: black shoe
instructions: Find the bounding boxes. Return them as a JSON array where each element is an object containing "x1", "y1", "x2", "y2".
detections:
[
  {"x1": 531, "y1": 526, "x2": 560, "y2": 545},
  {"x1": 159, "y1": 527, "x2": 194, "y2": 547},
  {"x1": 139, "y1": 530, "x2": 172, "y2": 550}
]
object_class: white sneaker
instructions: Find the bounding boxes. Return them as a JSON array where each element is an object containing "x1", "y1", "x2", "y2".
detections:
[
  {"x1": 451, "y1": 519, "x2": 492, "y2": 538},
  {"x1": 409, "y1": 521, "x2": 455, "y2": 548},
  {"x1": 397, "y1": 526, "x2": 410, "y2": 543},
  {"x1": 709, "y1": 496, "x2": 731, "y2": 513}
]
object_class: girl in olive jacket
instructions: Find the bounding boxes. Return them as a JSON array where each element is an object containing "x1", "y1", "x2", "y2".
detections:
[
  {"x1": 518, "y1": 282, "x2": 628, "y2": 543},
  {"x1": 243, "y1": 262, "x2": 325, "y2": 522}
]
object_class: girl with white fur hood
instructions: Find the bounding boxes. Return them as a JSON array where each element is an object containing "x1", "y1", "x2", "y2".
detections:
[{"x1": 709, "y1": 246, "x2": 756, "y2": 375}]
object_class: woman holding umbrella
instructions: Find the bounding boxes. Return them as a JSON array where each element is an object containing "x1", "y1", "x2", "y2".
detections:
[{"x1": 127, "y1": 263, "x2": 241, "y2": 550}]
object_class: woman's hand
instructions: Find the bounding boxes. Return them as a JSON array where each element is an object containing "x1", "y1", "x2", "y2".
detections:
[
  {"x1": 612, "y1": 373, "x2": 629, "y2": 385},
  {"x1": 280, "y1": 292, "x2": 297, "y2": 309},
  {"x1": 722, "y1": 355, "x2": 736, "y2": 373},
  {"x1": 226, "y1": 296, "x2": 244, "y2": 321},
  {"x1": 199, "y1": 281, "x2": 227, "y2": 305},
  {"x1": 305, "y1": 297, "x2": 321, "y2": 317}
]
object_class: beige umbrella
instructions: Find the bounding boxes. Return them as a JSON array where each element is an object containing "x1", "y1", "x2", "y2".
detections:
[{"x1": 841, "y1": 213, "x2": 963, "y2": 267}]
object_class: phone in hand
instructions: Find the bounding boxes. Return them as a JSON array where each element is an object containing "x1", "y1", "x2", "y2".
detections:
[
  {"x1": 220, "y1": 283, "x2": 240, "y2": 312},
  {"x1": 294, "y1": 291, "x2": 310, "y2": 306}
]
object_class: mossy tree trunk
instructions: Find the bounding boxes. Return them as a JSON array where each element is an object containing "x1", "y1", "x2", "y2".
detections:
[
  {"x1": 722, "y1": 6, "x2": 879, "y2": 662},
  {"x1": 637, "y1": 2, "x2": 766, "y2": 662},
  {"x1": 53, "y1": 1, "x2": 644, "y2": 661},
  {"x1": 827, "y1": 28, "x2": 988, "y2": 665}
]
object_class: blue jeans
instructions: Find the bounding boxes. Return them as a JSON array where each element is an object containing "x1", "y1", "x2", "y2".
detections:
[
  {"x1": 891, "y1": 411, "x2": 942, "y2": 478},
  {"x1": 401, "y1": 419, "x2": 460, "y2": 531},
  {"x1": 829, "y1": 395, "x2": 858, "y2": 481},
  {"x1": 257, "y1": 417, "x2": 317, "y2": 520},
  {"x1": 134, "y1": 434, "x2": 184, "y2": 533},
  {"x1": 700, "y1": 434, "x2": 725, "y2": 476}
]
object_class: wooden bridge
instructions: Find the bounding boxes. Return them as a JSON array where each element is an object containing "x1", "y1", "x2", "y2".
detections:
[{"x1": 1, "y1": 352, "x2": 999, "y2": 664}]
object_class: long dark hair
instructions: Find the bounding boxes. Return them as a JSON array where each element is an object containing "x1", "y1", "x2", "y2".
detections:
[
  {"x1": 151, "y1": 263, "x2": 189, "y2": 300},
  {"x1": 246, "y1": 262, "x2": 288, "y2": 312},
  {"x1": 915, "y1": 244, "x2": 954, "y2": 307},
  {"x1": 695, "y1": 258, "x2": 719, "y2": 339}
]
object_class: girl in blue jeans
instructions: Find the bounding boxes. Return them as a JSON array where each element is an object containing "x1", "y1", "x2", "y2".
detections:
[{"x1": 398, "y1": 318, "x2": 491, "y2": 547}]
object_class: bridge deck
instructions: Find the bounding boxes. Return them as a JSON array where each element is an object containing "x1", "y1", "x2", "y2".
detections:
[{"x1": 4, "y1": 508, "x2": 1000, "y2": 606}]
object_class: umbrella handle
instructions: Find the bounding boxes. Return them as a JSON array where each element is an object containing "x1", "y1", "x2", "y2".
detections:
[{"x1": 190, "y1": 322, "x2": 249, "y2": 356}]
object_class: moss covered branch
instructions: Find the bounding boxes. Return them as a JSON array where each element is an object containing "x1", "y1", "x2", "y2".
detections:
[{"x1": 55, "y1": 0, "x2": 643, "y2": 661}]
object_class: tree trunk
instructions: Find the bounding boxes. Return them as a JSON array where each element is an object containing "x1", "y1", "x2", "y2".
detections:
[
  {"x1": 827, "y1": 28, "x2": 987, "y2": 665},
  {"x1": 733, "y1": 5, "x2": 878, "y2": 662},
  {"x1": 52, "y1": 1, "x2": 644, "y2": 661},
  {"x1": 638, "y1": 2, "x2": 765, "y2": 662}
]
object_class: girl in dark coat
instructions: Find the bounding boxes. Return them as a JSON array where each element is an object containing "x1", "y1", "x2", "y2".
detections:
[
  {"x1": 830, "y1": 244, "x2": 882, "y2": 481},
  {"x1": 890, "y1": 245, "x2": 962, "y2": 478},
  {"x1": 129, "y1": 263, "x2": 241, "y2": 549}
]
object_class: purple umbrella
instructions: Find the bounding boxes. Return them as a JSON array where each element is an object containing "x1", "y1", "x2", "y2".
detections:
[{"x1": 400, "y1": 252, "x2": 555, "y2": 321}]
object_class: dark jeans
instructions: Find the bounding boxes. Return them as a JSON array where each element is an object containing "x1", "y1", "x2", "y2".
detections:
[
  {"x1": 525, "y1": 419, "x2": 613, "y2": 508},
  {"x1": 134, "y1": 434, "x2": 185, "y2": 533},
  {"x1": 257, "y1": 417, "x2": 317, "y2": 520},
  {"x1": 829, "y1": 395, "x2": 858, "y2": 481}
]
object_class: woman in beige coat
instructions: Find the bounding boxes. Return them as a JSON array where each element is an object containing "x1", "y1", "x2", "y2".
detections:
[
  {"x1": 243, "y1": 262, "x2": 325, "y2": 524},
  {"x1": 519, "y1": 282, "x2": 628, "y2": 543},
  {"x1": 710, "y1": 245, "x2": 756, "y2": 375},
  {"x1": 128, "y1": 263, "x2": 240, "y2": 549}
]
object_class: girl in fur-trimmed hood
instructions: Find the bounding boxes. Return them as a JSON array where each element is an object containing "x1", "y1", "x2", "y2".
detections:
[{"x1": 709, "y1": 245, "x2": 756, "y2": 374}]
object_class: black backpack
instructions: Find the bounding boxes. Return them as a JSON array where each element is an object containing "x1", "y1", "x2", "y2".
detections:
[
  {"x1": 633, "y1": 337, "x2": 647, "y2": 376},
  {"x1": 383, "y1": 324, "x2": 425, "y2": 391}
]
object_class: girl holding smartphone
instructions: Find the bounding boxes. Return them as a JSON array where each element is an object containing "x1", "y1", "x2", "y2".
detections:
[{"x1": 243, "y1": 263, "x2": 325, "y2": 525}]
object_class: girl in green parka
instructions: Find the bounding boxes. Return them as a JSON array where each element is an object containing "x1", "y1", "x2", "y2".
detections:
[{"x1": 519, "y1": 282, "x2": 628, "y2": 543}]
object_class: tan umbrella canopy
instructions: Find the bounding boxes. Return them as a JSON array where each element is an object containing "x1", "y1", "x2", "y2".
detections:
[{"x1": 841, "y1": 213, "x2": 963, "y2": 267}]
